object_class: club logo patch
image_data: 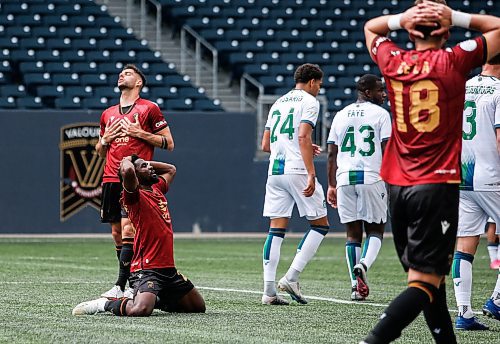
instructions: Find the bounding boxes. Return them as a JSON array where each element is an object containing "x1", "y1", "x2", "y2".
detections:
[{"x1": 59, "y1": 123, "x2": 104, "y2": 221}]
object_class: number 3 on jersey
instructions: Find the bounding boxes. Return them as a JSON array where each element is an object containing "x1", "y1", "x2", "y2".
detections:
[
  {"x1": 270, "y1": 108, "x2": 295, "y2": 143},
  {"x1": 462, "y1": 100, "x2": 476, "y2": 140}
]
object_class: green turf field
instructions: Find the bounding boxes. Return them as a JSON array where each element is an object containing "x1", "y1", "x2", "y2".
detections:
[{"x1": 0, "y1": 236, "x2": 498, "y2": 343}]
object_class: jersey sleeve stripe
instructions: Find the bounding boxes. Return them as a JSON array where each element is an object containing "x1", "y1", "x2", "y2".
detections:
[
  {"x1": 327, "y1": 140, "x2": 336, "y2": 144},
  {"x1": 300, "y1": 119, "x2": 315, "y2": 128},
  {"x1": 480, "y1": 35, "x2": 487, "y2": 65},
  {"x1": 152, "y1": 124, "x2": 168, "y2": 133}
]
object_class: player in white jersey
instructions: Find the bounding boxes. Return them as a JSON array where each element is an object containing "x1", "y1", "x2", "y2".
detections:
[
  {"x1": 261, "y1": 63, "x2": 329, "y2": 305},
  {"x1": 452, "y1": 60, "x2": 500, "y2": 331},
  {"x1": 326, "y1": 74, "x2": 391, "y2": 301}
]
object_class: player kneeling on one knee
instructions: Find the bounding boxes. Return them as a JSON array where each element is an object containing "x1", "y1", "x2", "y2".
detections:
[{"x1": 72, "y1": 155, "x2": 205, "y2": 316}]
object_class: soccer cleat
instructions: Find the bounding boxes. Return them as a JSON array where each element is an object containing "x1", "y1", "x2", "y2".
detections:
[
  {"x1": 123, "y1": 287, "x2": 134, "y2": 299},
  {"x1": 353, "y1": 262, "x2": 369, "y2": 298},
  {"x1": 455, "y1": 315, "x2": 489, "y2": 330},
  {"x1": 490, "y1": 260, "x2": 500, "y2": 270},
  {"x1": 351, "y1": 287, "x2": 366, "y2": 301},
  {"x1": 277, "y1": 277, "x2": 308, "y2": 304},
  {"x1": 261, "y1": 294, "x2": 290, "y2": 305},
  {"x1": 483, "y1": 298, "x2": 500, "y2": 321},
  {"x1": 101, "y1": 285, "x2": 123, "y2": 299},
  {"x1": 72, "y1": 298, "x2": 107, "y2": 316}
]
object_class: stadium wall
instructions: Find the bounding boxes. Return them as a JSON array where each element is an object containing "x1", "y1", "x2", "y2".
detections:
[{"x1": 0, "y1": 110, "x2": 342, "y2": 234}]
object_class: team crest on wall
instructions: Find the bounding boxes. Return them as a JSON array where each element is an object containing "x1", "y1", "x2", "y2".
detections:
[{"x1": 59, "y1": 123, "x2": 104, "y2": 221}]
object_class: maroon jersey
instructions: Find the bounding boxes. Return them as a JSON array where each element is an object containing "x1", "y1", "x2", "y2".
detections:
[
  {"x1": 99, "y1": 98, "x2": 168, "y2": 183},
  {"x1": 371, "y1": 36, "x2": 486, "y2": 185},
  {"x1": 121, "y1": 177, "x2": 174, "y2": 272}
]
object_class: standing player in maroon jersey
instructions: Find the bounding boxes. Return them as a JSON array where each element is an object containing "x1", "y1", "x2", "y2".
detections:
[
  {"x1": 361, "y1": 1, "x2": 500, "y2": 343},
  {"x1": 72, "y1": 155, "x2": 205, "y2": 316},
  {"x1": 96, "y1": 64, "x2": 174, "y2": 299}
]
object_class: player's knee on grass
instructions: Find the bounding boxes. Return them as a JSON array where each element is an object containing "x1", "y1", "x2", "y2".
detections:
[{"x1": 176, "y1": 288, "x2": 206, "y2": 313}]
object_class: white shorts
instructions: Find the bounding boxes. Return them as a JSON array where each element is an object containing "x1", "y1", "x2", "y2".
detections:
[
  {"x1": 336, "y1": 181, "x2": 388, "y2": 224},
  {"x1": 263, "y1": 174, "x2": 327, "y2": 220},
  {"x1": 458, "y1": 191, "x2": 500, "y2": 236}
]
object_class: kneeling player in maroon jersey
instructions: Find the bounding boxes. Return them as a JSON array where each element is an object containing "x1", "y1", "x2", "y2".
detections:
[{"x1": 72, "y1": 155, "x2": 205, "y2": 316}]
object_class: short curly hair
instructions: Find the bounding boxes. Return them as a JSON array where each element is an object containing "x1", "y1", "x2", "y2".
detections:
[{"x1": 294, "y1": 63, "x2": 323, "y2": 84}]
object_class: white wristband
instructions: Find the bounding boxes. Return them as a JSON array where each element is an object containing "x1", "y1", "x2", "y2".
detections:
[
  {"x1": 451, "y1": 10, "x2": 471, "y2": 28},
  {"x1": 388, "y1": 14, "x2": 403, "y2": 31},
  {"x1": 100, "y1": 137, "x2": 108, "y2": 146}
]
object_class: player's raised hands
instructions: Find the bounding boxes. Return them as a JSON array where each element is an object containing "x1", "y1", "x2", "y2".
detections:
[
  {"x1": 121, "y1": 115, "x2": 144, "y2": 138},
  {"x1": 418, "y1": 0, "x2": 452, "y2": 37},
  {"x1": 401, "y1": 2, "x2": 441, "y2": 39},
  {"x1": 102, "y1": 118, "x2": 125, "y2": 144}
]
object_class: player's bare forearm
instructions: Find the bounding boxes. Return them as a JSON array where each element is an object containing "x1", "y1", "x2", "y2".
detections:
[
  {"x1": 95, "y1": 141, "x2": 107, "y2": 158},
  {"x1": 298, "y1": 135, "x2": 315, "y2": 178},
  {"x1": 327, "y1": 144, "x2": 338, "y2": 188},
  {"x1": 150, "y1": 161, "x2": 176, "y2": 184},
  {"x1": 120, "y1": 158, "x2": 138, "y2": 192},
  {"x1": 261, "y1": 129, "x2": 271, "y2": 153},
  {"x1": 364, "y1": 15, "x2": 392, "y2": 49}
]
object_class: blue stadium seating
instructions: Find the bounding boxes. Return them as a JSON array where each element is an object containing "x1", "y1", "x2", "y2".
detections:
[
  {"x1": 0, "y1": 0, "x2": 223, "y2": 111},
  {"x1": 155, "y1": 0, "x2": 499, "y2": 112}
]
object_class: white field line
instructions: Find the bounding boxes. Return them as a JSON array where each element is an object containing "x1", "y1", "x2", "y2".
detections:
[
  {"x1": 0, "y1": 281, "x2": 479, "y2": 314},
  {"x1": 0, "y1": 232, "x2": 392, "y2": 239}
]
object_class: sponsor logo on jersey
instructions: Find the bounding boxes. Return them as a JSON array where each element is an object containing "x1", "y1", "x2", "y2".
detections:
[
  {"x1": 155, "y1": 119, "x2": 167, "y2": 128},
  {"x1": 59, "y1": 122, "x2": 104, "y2": 221}
]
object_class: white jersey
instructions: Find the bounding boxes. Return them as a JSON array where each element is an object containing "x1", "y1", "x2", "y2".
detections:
[
  {"x1": 461, "y1": 74, "x2": 500, "y2": 191},
  {"x1": 327, "y1": 101, "x2": 391, "y2": 186},
  {"x1": 265, "y1": 89, "x2": 320, "y2": 175}
]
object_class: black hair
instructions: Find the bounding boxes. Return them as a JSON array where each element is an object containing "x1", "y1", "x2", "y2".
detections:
[
  {"x1": 122, "y1": 64, "x2": 147, "y2": 88},
  {"x1": 488, "y1": 53, "x2": 500, "y2": 65},
  {"x1": 357, "y1": 74, "x2": 381, "y2": 93},
  {"x1": 413, "y1": 0, "x2": 446, "y2": 40},
  {"x1": 294, "y1": 63, "x2": 323, "y2": 84}
]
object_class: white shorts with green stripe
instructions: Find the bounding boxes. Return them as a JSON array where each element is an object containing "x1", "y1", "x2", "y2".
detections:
[
  {"x1": 263, "y1": 174, "x2": 327, "y2": 220},
  {"x1": 336, "y1": 180, "x2": 388, "y2": 224}
]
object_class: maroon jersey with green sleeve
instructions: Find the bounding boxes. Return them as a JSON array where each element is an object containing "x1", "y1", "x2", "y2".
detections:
[
  {"x1": 99, "y1": 98, "x2": 168, "y2": 183},
  {"x1": 121, "y1": 177, "x2": 174, "y2": 272},
  {"x1": 371, "y1": 36, "x2": 486, "y2": 185}
]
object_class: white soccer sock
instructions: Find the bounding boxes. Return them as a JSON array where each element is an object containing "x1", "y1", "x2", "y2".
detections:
[
  {"x1": 360, "y1": 235, "x2": 382, "y2": 270},
  {"x1": 452, "y1": 251, "x2": 474, "y2": 317},
  {"x1": 263, "y1": 230, "x2": 285, "y2": 296},
  {"x1": 487, "y1": 243, "x2": 498, "y2": 263},
  {"x1": 346, "y1": 241, "x2": 361, "y2": 288},
  {"x1": 288, "y1": 227, "x2": 328, "y2": 281},
  {"x1": 491, "y1": 270, "x2": 500, "y2": 305}
]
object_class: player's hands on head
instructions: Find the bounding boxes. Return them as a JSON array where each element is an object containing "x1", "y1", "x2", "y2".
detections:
[
  {"x1": 401, "y1": 3, "x2": 440, "y2": 39},
  {"x1": 303, "y1": 174, "x2": 316, "y2": 197},
  {"x1": 326, "y1": 186, "x2": 337, "y2": 208},
  {"x1": 412, "y1": 0, "x2": 452, "y2": 37}
]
